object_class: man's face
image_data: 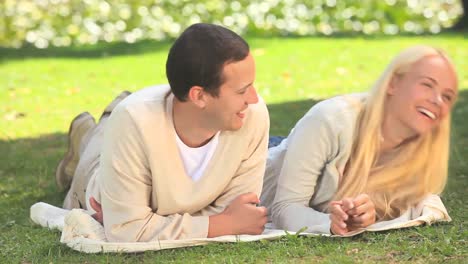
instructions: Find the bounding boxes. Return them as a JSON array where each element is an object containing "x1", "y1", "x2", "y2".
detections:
[{"x1": 204, "y1": 53, "x2": 259, "y2": 131}]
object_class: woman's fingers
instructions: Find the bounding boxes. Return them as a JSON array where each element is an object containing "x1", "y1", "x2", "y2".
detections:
[
  {"x1": 330, "y1": 212, "x2": 348, "y2": 235},
  {"x1": 353, "y1": 194, "x2": 370, "y2": 207},
  {"x1": 330, "y1": 212, "x2": 347, "y2": 229},
  {"x1": 329, "y1": 201, "x2": 350, "y2": 235},
  {"x1": 347, "y1": 194, "x2": 375, "y2": 216},
  {"x1": 341, "y1": 197, "x2": 354, "y2": 212},
  {"x1": 330, "y1": 201, "x2": 349, "y2": 221},
  {"x1": 330, "y1": 195, "x2": 376, "y2": 231},
  {"x1": 347, "y1": 201, "x2": 371, "y2": 216},
  {"x1": 330, "y1": 221, "x2": 348, "y2": 235},
  {"x1": 347, "y1": 211, "x2": 376, "y2": 228}
]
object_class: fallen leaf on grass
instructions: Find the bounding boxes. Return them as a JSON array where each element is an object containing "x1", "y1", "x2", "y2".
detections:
[
  {"x1": 4, "y1": 111, "x2": 26, "y2": 121},
  {"x1": 336, "y1": 67, "x2": 348, "y2": 75},
  {"x1": 346, "y1": 248, "x2": 359, "y2": 255},
  {"x1": 66, "y1": 87, "x2": 80, "y2": 95},
  {"x1": 253, "y1": 48, "x2": 265, "y2": 56},
  {"x1": 19, "y1": 88, "x2": 31, "y2": 94},
  {"x1": 385, "y1": 250, "x2": 402, "y2": 258}
]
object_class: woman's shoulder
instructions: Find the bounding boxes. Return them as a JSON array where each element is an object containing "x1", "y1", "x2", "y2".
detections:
[
  {"x1": 308, "y1": 93, "x2": 366, "y2": 114},
  {"x1": 287, "y1": 93, "x2": 366, "y2": 142},
  {"x1": 304, "y1": 93, "x2": 366, "y2": 125}
]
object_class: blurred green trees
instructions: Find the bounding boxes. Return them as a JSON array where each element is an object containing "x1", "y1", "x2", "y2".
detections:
[{"x1": 0, "y1": 0, "x2": 463, "y2": 48}]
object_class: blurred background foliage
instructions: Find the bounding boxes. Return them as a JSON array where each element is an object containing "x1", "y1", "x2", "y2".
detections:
[{"x1": 0, "y1": 0, "x2": 464, "y2": 48}]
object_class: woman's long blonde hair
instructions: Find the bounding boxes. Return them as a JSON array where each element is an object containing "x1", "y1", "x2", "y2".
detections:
[{"x1": 335, "y1": 46, "x2": 458, "y2": 220}]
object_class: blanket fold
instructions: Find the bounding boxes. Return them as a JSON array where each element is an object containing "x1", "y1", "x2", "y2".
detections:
[{"x1": 30, "y1": 195, "x2": 451, "y2": 253}]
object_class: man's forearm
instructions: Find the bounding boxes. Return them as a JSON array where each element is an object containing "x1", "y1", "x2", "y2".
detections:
[{"x1": 207, "y1": 213, "x2": 233, "y2": 238}]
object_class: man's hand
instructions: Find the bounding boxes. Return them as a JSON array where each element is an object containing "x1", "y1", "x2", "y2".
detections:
[
  {"x1": 89, "y1": 197, "x2": 103, "y2": 225},
  {"x1": 90, "y1": 193, "x2": 269, "y2": 237},
  {"x1": 208, "y1": 192, "x2": 268, "y2": 237},
  {"x1": 345, "y1": 194, "x2": 376, "y2": 230}
]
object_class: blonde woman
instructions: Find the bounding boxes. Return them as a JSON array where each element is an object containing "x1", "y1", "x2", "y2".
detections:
[{"x1": 261, "y1": 46, "x2": 458, "y2": 235}]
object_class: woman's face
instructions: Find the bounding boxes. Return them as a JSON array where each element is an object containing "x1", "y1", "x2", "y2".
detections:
[{"x1": 386, "y1": 55, "x2": 458, "y2": 137}]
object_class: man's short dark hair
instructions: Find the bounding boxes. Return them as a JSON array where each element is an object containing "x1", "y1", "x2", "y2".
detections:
[{"x1": 166, "y1": 23, "x2": 250, "y2": 101}]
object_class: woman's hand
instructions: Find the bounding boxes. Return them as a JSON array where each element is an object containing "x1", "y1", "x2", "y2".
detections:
[
  {"x1": 345, "y1": 194, "x2": 376, "y2": 230},
  {"x1": 329, "y1": 198, "x2": 354, "y2": 235},
  {"x1": 329, "y1": 194, "x2": 376, "y2": 235}
]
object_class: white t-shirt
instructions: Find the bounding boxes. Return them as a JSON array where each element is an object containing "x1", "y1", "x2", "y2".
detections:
[{"x1": 175, "y1": 131, "x2": 220, "y2": 182}]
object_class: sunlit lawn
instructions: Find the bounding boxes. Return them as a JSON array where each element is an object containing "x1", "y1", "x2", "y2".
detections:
[{"x1": 1, "y1": 33, "x2": 467, "y2": 263}]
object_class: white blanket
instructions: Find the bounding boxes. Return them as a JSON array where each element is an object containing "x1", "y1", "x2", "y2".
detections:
[{"x1": 30, "y1": 195, "x2": 451, "y2": 253}]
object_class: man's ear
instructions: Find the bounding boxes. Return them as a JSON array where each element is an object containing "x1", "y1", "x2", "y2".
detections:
[{"x1": 187, "y1": 86, "x2": 207, "y2": 109}]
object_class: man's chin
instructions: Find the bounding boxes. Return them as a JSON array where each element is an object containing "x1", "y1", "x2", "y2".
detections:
[
  {"x1": 226, "y1": 122, "x2": 244, "y2": 131},
  {"x1": 226, "y1": 126, "x2": 242, "y2": 132}
]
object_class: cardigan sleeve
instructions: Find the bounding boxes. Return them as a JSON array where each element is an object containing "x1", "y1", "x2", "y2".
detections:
[
  {"x1": 194, "y1": 101, "x2": 270, "y2": 216},
  {"x1": 270, "y1": 105, "x2": 340, "y2": 234},
  {"x1": 98, "y1": 106, "x2": 209, "y2": 242}
]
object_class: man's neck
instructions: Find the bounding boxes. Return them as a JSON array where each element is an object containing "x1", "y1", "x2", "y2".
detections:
[{"x1": 172, "y1": 99, "x2": 218, "y2": 148}]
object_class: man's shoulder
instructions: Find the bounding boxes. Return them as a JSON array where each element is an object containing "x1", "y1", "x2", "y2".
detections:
[
  {"x1": 107, "y1": 85, "x2": 172, "y2": 134},
  {"x1": 120, "y1": 84, "x2": 171, "y2": 108},
  {"x1": 112, "y1": 85, "x2": 170, "y2": 117}
]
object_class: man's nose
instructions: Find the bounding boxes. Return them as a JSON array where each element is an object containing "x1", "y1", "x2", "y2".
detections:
[{"x1": 246, "y1": 86, "x2": 259, "y2": 104}]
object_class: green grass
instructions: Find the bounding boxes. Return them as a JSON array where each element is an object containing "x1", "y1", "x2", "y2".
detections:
[{"x1": 1, "y1": 33, "x2": 467, "y2": 263}]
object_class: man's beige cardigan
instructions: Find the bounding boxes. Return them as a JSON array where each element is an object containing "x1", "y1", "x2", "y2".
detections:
[{"x1": 87, "y1": 85, "x2": 269, "y2": 242}]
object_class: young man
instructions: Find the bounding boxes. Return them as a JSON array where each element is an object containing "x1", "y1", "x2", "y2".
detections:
[{"x1": 57, "y1": 23, "x2": 269, "y2": 242}]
